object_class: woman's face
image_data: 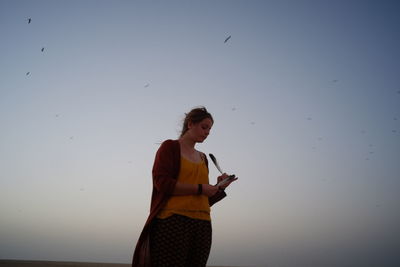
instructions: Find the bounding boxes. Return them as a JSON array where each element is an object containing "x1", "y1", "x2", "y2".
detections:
[{"x1": 188, "y1": 118, "x2": 213, "y2": 143}]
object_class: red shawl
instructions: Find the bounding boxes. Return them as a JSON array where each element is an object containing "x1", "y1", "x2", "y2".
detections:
[{"x1": 132, "y1": 139, "x2": 226, "y2": 267}]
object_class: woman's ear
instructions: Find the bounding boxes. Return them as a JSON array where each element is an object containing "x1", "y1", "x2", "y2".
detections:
[{"x1": 187, "y1": 121, "x2": 193, "y2": 129}]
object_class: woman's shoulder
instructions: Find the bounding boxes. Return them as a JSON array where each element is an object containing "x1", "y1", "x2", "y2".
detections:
[
  {"x1": 195, "y1": 149, "x2": 207, "y2": 162},
  {"x1": 158, "y1": 139, "x2": 180, "y2": 153},
  {"x1": 160, "y1": 139, "x2": 179, "y2": 147},
  {"x1": 195, "y1": 148, "x2": 205, "y2": 155}
]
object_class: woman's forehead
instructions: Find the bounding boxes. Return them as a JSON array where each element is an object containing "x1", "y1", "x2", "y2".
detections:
[{"x1": 200, "y1": 118, "x2": 213, "y2": 126}]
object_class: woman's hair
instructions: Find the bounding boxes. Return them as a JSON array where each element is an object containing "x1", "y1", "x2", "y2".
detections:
[{"x1": 180, "y1": 106, "x2": 214, "y2": 137}]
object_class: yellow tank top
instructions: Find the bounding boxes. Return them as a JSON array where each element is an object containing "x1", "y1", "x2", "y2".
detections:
[{"x1": 157, "y1": 156, "x2": 211, "y2": 221}]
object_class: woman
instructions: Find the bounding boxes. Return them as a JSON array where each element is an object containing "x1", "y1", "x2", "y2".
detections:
[{"x1": 132, "y1": 106, "x2": 237, "y2": 267}]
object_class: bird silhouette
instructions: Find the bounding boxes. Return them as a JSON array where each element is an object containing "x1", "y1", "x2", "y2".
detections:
[
  {"x1": 41, "y1": 47, "x2": 45, "y2": 52},
  {"x1": 224, "y1": 35, "x2": 231, "y2": 43},
  {"x1": 27, "y1": 18, "x2": 31, "y2": 24},
  {"x1": 144, "y1": 83, "x2": 150, "y2": 88},
  {"x1": 26, "y1": 72, "x2": 30, "y2": 76}
]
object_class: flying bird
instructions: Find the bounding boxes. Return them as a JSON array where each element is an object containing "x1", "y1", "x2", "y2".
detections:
[
  {"x1": 144, "y1": 83, "x2": 150, "y2": 88},
  {"x1": 27, "y1": 18, "x2": 31, "y2": 24},
  {"x1": 26, "y1": 72, "x2": 30, "y2": 76},
  {"x1": 41, "y1": 47, "x2": 45, "y2": 52},
  {"x1": 224, "y1": 35, "x2": 231, "y2": 43}
]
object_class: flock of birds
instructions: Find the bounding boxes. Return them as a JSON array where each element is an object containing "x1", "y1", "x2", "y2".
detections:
[
  {"x1": 25, "y1": 18, "x2": 45, "y2": 76},
  {"x1": 23, "y1": 17, "x2": 398, "y2": 165}
]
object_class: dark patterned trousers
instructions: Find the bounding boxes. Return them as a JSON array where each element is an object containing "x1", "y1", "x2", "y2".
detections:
[{"x1": 150, "y1": 214, "x2": 212, "y2": 267}]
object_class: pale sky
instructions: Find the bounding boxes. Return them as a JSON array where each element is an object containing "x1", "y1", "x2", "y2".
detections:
[{"x1": 1, "y1": 1, "x2": 399, "y2": 266}]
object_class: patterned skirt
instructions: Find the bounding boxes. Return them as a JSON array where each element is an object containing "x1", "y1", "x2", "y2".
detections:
[{"x1": 150, "y1": 214, "x2": 212, "y2": 267}]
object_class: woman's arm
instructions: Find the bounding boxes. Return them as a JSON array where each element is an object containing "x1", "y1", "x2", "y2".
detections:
[
  {"x1": 152, "y1": 140, "x2": 179, "y2": 195},
  {"x1": 172, "y1": 182, "x2": 219, "y2": 196}
]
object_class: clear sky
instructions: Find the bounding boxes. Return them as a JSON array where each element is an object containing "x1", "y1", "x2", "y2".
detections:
[{"x1": 1, "y1": 1, "x2": 399, "y2": 266}]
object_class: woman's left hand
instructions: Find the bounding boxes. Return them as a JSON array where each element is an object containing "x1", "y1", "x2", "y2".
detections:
[{"x1": 217, "y1": 173, "x2": 238, "y2": 189}]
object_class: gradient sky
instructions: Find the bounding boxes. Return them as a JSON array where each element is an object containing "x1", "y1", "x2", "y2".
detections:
[{"x1": 1, "y1": 1, "x2": 400, "y2": 266}]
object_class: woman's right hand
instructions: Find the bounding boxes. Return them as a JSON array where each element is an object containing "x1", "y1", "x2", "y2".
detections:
[{"x1": 201, "y1": 184, "x2": 219, "y2": 197}]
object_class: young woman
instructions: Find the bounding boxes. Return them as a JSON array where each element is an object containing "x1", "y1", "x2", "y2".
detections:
[{"x1": 132, "y1": 106, "x2": 237, "y2": 267}]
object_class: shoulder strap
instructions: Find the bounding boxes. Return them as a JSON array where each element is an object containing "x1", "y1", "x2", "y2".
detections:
[{"x1": 201, "y1": 152, "x2": 209, "y2": 169}]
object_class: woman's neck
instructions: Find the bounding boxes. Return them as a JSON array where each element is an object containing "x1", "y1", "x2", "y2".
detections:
[{"x1": 179, "y1": 136, "x2": 196, "y2": 152}]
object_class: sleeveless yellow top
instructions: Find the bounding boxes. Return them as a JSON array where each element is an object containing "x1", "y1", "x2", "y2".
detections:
[{"x1": 157, "y1": 156, "x2": 211, "y2": 221}]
